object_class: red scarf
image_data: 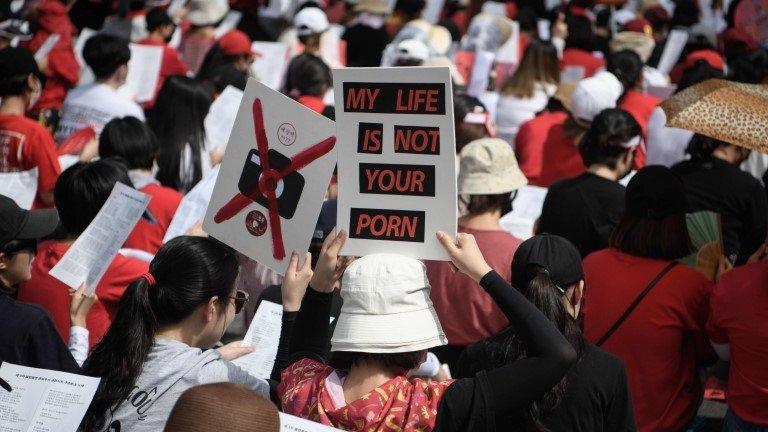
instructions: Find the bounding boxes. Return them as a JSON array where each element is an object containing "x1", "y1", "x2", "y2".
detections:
[{"x1": 279, "y1": 359, "x2": 454, "y2": 431}]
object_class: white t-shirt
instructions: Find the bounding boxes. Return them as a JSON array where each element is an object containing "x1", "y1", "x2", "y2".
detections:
[
  {"x1": 55, "y1": 83, "x2": 145, "y2": 143},
  {"x1": 495, "y1": 83, "x2": 557, "y2": 146}
]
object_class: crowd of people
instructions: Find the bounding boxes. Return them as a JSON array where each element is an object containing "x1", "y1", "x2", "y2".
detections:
[{"x1": 1, "y1": 0, "x2": 767, "y2": 431}]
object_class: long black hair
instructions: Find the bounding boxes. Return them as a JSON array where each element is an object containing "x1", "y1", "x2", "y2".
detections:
[
  {"x1": 149, "y1": 75, "x2": 212, "y2": 192},
  {"x1": 578, "y1": 108, "x2": 641, "y2": 169},
  {"x1": 81, "y1": 236, "x2": 239, "y2": 431},
  {"x1": 99, "y1": 116, "x2": 159, "y2": 171}
]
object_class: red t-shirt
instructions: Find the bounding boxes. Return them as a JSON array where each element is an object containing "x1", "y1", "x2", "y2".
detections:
[
  {"x1": 137, "y1": 37, "x2": 190, "y2": 109},
  {"x1": 707, "y1": 261, "x2": 768, "y2": 426},
  {"x1": 514, "y1": 111, "x2": 586, "y2": 187},
  {"x1": 619, "y1": 90, "x2": 660, "y2": 169},
  {"x1": 18, "y1": 240, "x2": 148, "y2": 348},
  {"x1": 560, "y1": 48, "x2": 606, "y2": 78},
  {"x1": 124, "y1": 183, "x2": 183, "y2": 254},
  {"x1": 297, "y1": 95, "x2": 327, "y2": 114},
  {"x1": 0, "y1": 114, "x2": 61, "y2": 208},
  {"x1": 426, "y1": 226, "x2": 521, "y2": 346},
  {"x1": 582, "y1": 249, "x2": 715, "y2": 432}
]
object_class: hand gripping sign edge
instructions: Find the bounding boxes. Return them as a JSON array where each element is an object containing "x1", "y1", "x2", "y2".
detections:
[{"x1": 213, "y1": 98, "x2": 336, "y2": 261}]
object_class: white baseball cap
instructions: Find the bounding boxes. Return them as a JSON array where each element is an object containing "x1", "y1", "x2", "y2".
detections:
[
  {"x1": 331, "y1": 254, "x2": 448, "y2": 353},
  {"x1": 569, "y1": 71, "x2": 624, "y2": 123},
  {"x1": 294, "y1": 7, "x2": 330, "y2": 36},
  {"x1": 394, "y1": 38, "x2": 430, "y2": 63}
]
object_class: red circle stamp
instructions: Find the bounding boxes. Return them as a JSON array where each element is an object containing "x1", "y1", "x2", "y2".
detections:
[
  {"x1": 277, "y1": 123, "x2": 297, "y2": 146},
  {"x1": 245, "y1": 210, "x2": 268, "y2": 237}
]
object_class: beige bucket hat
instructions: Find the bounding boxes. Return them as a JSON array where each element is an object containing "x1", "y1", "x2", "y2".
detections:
[{"x1": 458, "y1": 138, "x2": 528, "y2": 195}]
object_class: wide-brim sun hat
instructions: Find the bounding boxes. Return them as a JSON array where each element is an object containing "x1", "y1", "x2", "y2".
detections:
[
  {"x1": 186, "y1": 0, "x2": 229, "y2": 27},
  {"x1": 331, "y1": 253, "x2": 447, "y2": 353},
  {"x1": 458, "y1": 138, "x2": 528, "y2": 195}
]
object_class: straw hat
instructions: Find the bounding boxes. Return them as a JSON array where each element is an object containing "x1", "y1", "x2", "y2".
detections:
[
  {"x1": 610, "y1": 31, "x2": 656, "y2": 63},
  {"x1": 186, "y1": 0, "x2": 229, "y2": 26},
  {"x1": 331, "y1": 254, "x2": 447, "y2": 353},
  {"x1": 353, "y1": 0, "x2": 391, "y2": 15},
  {"x1": 458, "y1": 138, "x2": 528, "y2": 195},
  {"x1": 164, "y1": 383, "x2": 280, "y2": 431}
]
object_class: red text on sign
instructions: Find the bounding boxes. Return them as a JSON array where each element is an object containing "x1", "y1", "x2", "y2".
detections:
[
  {"x1": 395, "y1": 89, "x2": 439, "y2": 113},
  {"x1": 394, "y1": 125, "x2": 440, "y2": 154}
]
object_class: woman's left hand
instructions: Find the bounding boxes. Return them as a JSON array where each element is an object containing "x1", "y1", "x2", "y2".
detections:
[{"x1": 216, "y1": 341, "x2": 254, "y2": 361}]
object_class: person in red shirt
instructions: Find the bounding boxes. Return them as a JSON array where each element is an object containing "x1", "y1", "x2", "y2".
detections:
[
  {"x1": 18, "y1": 159, "x2": 148, "y2": 348},
  {"x1": 515, "y1": 71, "x2": 623, "y2": 187},
  {"x1": 707, "y1": 251, "x2": 768, "y2": 429},
  {"x1": 285, "y1": 53, "x2": 332, "y2": 114},
  {"x1": 560, "y1": 15, "x2": 605, "y2": 78},
  {"x1": 0, "y1": 47, "x2": 61, "y2": 208},
  {"x1": 99, "y1": 117, "x2": 183, "y2": 254},
  {"x1": 197, "y1": 30, "x2": 258, "y2": 93},
  {"x1": 427, "y1": 137, "x2": 527, "y2": 368},
  {"x1": 137, "y1": 9, "x2": 190, "y2": 109},
  {"x1": 582, "y1": 166, "x2": 716, "y2": 432},
  {"x1": 22, "y1": 0, "x2": 80, "y2": 119}
]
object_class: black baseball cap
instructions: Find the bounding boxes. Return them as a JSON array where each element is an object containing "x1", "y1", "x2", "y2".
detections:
[
  {"x1": 0, "y1": 46, "x2": 44, "y2": 85},
  {"x1": 0, "y1": 195, "x2": 60, "y2": 250},
  {"x1": 512, "y1": 234, "x2": 584, "y2": 292},
  {"x1": 625, "y1": 165, "x2": 687, "y2": 220}
]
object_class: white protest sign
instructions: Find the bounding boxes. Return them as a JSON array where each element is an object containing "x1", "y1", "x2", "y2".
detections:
[
  {"x1": 0, "y1": 362, "x2": 100, "y2": 432},
  {"x1": 164, "y1": 166, "x2": 219, "y2": 243},
  {"x1": 50, "y1": 183, "x2": 150, "y2": 295},
  {"x1": 279, "y1": 413, "x2": 345, "y2": 431},
  {"x1": 203, "y1": 79, "x2": 337, "y2": 273},
  {"x1": 495, "y1": 20, "x2": 520, "y2": 63},
  {"x1": 118, "y1": 43, "x2": 163, "y2": 103},
  {"x1": 233, "y1": 300, "x2": 283, "y2": 379},
  {"x1": 333, "y1": 66, "x2": 457, "y2": 260},
  {"x1": 657, "y1": 29, "x2": 689, "y2": 76},
  {"x1": 466, "y1": 50, "x2": 495, "y2": 97},
  {"x1": 0, "y1": 168, "x2": 37, "y2": 209},
  {"x1": 34, "y1": 34, "x2": 60, "y2": 61},
  {"x1": 213, "y1": 10, "x2": 243, "y2": 39},
  {"x1": 259, "y1": 0, "x2": 292, "y2": 19},
  {"x1": 499, "y1": 185, "x2": 547, "y2": 240},
  {"x1": 206, "y1": 85, "x2": 244, "y2": 150},
  {"x1": 250, "y1": 41, "x2": 290, "y2": 90}
]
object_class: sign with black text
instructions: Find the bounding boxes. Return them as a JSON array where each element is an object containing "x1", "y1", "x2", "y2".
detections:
[{"x1": 333, "y1": 67, "x2": 457, "y2": 260}]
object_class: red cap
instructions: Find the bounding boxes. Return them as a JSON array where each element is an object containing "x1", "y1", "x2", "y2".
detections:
[
  {"x1": 684, "y1": 49, "x2": 725, "y2": 71},
  {"x1": 622, "y1": 17, "x2": 653, "y2": 36},
  {"x1": 218, "y1": 30, "x2": 259, "y2": 58}
]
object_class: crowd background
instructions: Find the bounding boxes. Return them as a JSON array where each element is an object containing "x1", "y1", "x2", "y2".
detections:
[{"x1": 1, "y1": 0, "x2": 767, "y2": 431}]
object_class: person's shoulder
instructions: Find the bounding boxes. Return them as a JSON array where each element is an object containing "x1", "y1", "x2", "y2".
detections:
[
  {"x1": 110, "y1": 254, "x2": 149, "y2": 280},
  {"x1": 716, "y1": 261, "x2": 767, "y2": 296},
  {"x1": 0, "y1": 294, "x2": 55, "y2": 330},
  {"x1": 143, "y1": 184, "x2": 183, "y2": 204},
  {"x1": 581, "y1": 342, "x2": 625, "y2": 370},
  {"x1": 582, "y1": 248, "x2": 616, "y2": 267}
]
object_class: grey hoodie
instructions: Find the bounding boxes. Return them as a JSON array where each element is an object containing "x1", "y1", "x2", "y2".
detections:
[{"x1": 99, "y1": 338, "x2": 269, "y2": 431}]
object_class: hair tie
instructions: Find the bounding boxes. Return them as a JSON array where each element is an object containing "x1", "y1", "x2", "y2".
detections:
[{"x1": 142, "y1": 272, "x2": 157, "y2": 287}]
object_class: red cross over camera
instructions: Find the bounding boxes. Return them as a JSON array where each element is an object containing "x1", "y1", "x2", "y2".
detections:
[{"x1": 213, "y1": 98, "x2": 336, "y2": 260}]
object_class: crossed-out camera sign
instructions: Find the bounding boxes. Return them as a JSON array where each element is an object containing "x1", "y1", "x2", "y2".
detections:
[{"x1": 203, "y1": 79, "x2": 337, "y2": 273}]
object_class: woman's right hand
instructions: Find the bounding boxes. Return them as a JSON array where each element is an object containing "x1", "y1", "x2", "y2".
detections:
[{"x1": 436, "y1": 231, "x2": 492, "y2": 283}]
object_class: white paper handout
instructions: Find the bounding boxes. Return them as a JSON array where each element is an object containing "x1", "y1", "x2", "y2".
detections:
[
  {"x1": 499, "y1": 185, "x2": 547, "y2": 240},
  {"x1": 0, "y1": 362, "x2": 100, "y2": 432},
  {"x1": 279, "y1": 413, "x2": 344, "y2": 431},
  {"x1": 332, "y1": 67, "x2": 458, "y2": 260},
  {"x1": 0, "y1": 168, "x2": 37, "y2": 209},
  {"x1": 34, "y1": 34, "x2": 60, "y2": 61},
  {"x1": 213, "y1": 10, "x2": 243, "y2": 39},
  {"x1": 560, "y1": 66, "x2": 585, "y2": 83},
  {"x1": 118, "y1": 43, "x2": 163, "y2": 103},
  {"x1": 203, "y1": 79, "x2": 337, "y2": 273},
  {"x1": 656, "y1": 29, "x2": 689, "y2": 76},
  {"x1": 74, "y1": 28, "x2": 97, "y2": 86},
  {"x1": 250, "y1": 41, "x2": 290, "y2": 90},
  {"x1": 206, "y1": 85, "x2": 244, "y2": 150},
  {"x1": 49, "y1": 183, "x2": 150, "y2": 295},
  {"x1": 537, "y1": 19, "x2": 551, "y2": 41},
  {"x1": 232, "y1": 300, "x2": 283, "y2": 379},
  {"x1": 164, "y1": 166, "x2": 219, "y2": 243}
]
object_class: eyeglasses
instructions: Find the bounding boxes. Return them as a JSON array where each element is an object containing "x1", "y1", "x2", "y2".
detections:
[{"x1": 230, "y1": 290, "x2": 249, "y2": 314}]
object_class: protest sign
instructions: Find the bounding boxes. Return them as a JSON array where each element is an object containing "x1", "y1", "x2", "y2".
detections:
[
  {"x1": 0, "y1": 362, "x2": 100, "y2": 432},
  {"x1": 213, "y1": 10, "x2": 243, "y2": 38},
  {"x1": 50, "y1": 183, "x2": 150, "y2": 295},
  {"x1": 250, "y1": 41, "x2": 290, "y2": 90},
  {"x1": 206, "y1": 85, "x2": 244, "y2": 150},
  {"x1": 33, "y1": 34, "x2": 60, "y2": 61},
  {"x1": 332, "y1": 67, "x2": 457, "y2": 260},
  {"x1": 0, "y1": 168, "x2": 37, "y2": 209},
  {"x1": 466, "y1": 50, "x2": 496, "y2": 97},
  {"x1": 233, "y1": 300, "x2": 283, "y2": 378},
  {"x1": 657, "y1": 30, "x2": 689, "y2": 76},
  {"x1": 118, "y1": 43, "x2": 163, "y2": 103},
  {"x1": 203, "y1": 79, "x2": 337, "y2": 273},
  {"x1": 499, "y1": 185, "x2": 547, "y2": 240}
]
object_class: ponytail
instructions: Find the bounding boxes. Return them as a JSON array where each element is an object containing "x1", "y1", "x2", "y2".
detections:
[{"x1": 81, "y1": 236, "x2": 239, "y2": 430}]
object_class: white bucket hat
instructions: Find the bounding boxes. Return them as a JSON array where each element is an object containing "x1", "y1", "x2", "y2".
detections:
[
  {"x1": 458, "y1": 138, "x2": 528, "y2": 195},
  {"x1": 294, "y1": 7, "x2": 330, "y2": 37},
  {"x1": 186, "y1": 0, "x2": 229, "y2": 26},
  {"x1": 331, "y1": 254, "x2": 448, "y2": 353},
  {"x1": 569, "y1": 71, "x2": 624, "y2": 124}
]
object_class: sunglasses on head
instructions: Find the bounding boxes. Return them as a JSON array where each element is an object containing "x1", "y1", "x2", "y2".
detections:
[{"x1": 230, "y1": 290, "x2": 249, "y2": 314}]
